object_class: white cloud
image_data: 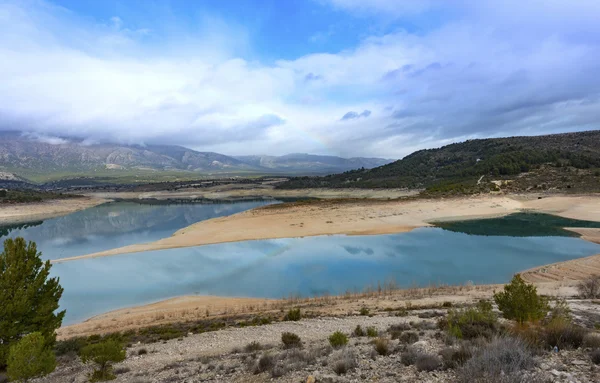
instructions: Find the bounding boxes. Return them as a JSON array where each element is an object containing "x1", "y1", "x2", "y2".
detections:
[{"x1": 0, "y1": 0, "x2": 599, "y2": 159}]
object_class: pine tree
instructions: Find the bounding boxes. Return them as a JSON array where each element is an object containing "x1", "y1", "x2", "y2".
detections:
[
  {"x1": 0, "y1": 237, "x2": 65, "y2": 368},
  {"x1": 7, "y1": 332, "x2": 56, "y2": 382}
]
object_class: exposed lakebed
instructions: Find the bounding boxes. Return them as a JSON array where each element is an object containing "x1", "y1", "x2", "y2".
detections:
[{"x1": 2, "y1": 202, "x2": 600, "y2": 324}]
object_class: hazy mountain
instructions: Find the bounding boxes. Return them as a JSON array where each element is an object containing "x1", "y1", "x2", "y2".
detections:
[
  {"x1": 234, "y1": 154, "x2": 393, "y2": 173},
  {"x1": 0, "y1": 132, "x2": 391, "y2": 177},
  {"x1": 278, "y1": 130, "x2": 600, "y2": 189}
]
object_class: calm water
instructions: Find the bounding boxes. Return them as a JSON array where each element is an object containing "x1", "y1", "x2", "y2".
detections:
[
  {"x1": 0, "y1": 200, "x2": 278, "y2": 260},
  {"x1": 3, "y1": 203, "x2": 600, "y2": 324}
]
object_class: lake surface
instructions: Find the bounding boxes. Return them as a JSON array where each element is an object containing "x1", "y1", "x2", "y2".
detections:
[
  {"x1": 0, "y1": 200, "x2": 279, "y2": 260},
  {"x1": 2, "y1": 203, "x2": 600, "y2": 324}
]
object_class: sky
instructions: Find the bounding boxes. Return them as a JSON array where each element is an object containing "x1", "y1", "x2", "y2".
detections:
[{"x1": 1, "y1": 0, "x2": 599, "y2": 158}]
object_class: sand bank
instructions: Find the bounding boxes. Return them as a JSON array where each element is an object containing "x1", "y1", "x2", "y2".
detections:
[
  {"x1": 58, "y1": 280, "x2": 578, "y2": 339},
  {"x1": 52, "y1": 194, "x2": 600, "y2": 263},
  {"x1": 0, "y1": 197, "x2": 107, "y2": 225},
  {"x1": 58, "y1": 295, "x2": 273, "y2": 339}
]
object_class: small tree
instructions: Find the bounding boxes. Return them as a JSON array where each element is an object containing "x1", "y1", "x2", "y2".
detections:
[
  {"x1": 80, "y1": 340, "x2": 126, "y2": 382},
  {"x1": 0, "y1": 238, "x2": 65, "y2": 368},
  {"x1": 576, "y1": 275, "x2": 600, "y2": 299},
  {"x1": 494, "y1": 274, "x2": 549, "y2": 324},
  {"x1": 7, "y1": 332, "x2": 56, "y2": 382}
]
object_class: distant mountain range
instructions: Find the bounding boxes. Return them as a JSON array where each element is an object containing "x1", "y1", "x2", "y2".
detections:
[
  {"x1": 279, "y1": 130, "x2": 600, "y2": 190},
  {"x1": 0, "y1": 132, "x2": 393, "y2": 180}
]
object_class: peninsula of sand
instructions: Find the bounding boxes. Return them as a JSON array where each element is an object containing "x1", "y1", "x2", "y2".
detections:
[
  {"x1": 0, "y1": 196, "x2": 106, "y2": 225},
  {"x1": 51, "y1": 193, "x2": 600, "y2": 263}
]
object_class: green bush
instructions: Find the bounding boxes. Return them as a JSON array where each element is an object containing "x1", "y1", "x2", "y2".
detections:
[
  {"x1": 494, "y1": 274, "x2": 549, "y2": 324},
  {"x1": 445, "y1": 300, "x2": 498, "y2": 339},
  {"x1": 328, "y1": 331, "x2": 348, "y2": 348},
  {"x1": 0, "y1": 238, "x2": 64, "y2": 368},
  {"x1": 80, "y1": 340, "x2": 126, "y2": 382},
  {"x1": 7, "y1": 332, "x2": 56, "y2": 382},
  {"x1": 366, "y1": 327, "x2": 378, "y2": 337},
  {"x1": 55, "y1": 337, "x2": 88, "y2": 356},
  {"x1": 359, "y1": 307, "x2": 370, "y2": 316},
  {"x1": 284, "y1": 308, "x2": 301, "y2": 321},
  {"x1": 353, "y1": 325, "x2": 365, "y2": 337},
  {"x1": 281, "y1": 332, "x2": 302, "y2": 349}
]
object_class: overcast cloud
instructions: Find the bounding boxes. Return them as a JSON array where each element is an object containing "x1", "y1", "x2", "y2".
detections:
[{"x1": 0, "y1": 0, "x2": 599, "y2": 158}]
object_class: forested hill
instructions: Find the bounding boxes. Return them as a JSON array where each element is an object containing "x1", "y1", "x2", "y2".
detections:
[{"x1": 277, "y1": 130, "x2": 600, "y2": 190}]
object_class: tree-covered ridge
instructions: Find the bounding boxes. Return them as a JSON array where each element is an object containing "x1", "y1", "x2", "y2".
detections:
[{"x1": 277, "y1": 130, "x2": 600, "y2": 189}]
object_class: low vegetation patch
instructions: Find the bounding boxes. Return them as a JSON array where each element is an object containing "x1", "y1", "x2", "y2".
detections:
[
  {"x1": 443, "y1": 300, "x2": 498, "y2": 340},
  {"x1": 373, "y1": 337, "x2": 390, "y2": 356},
  {"x1": 366, "y1": 326, "x2": 378, "y2": 337},
  {"x1": 329, "y1": 348, "x2": 357, "y2": 375},
  {"x1": 284, "y1": 308, "x2": 302, "y2": 321},
  {"x1": 353, "y1": 325, "x2": 365, "y2": 337},
  {"x1": 456, "y1": 337, "x2": 535, "y2": 383},
  {"x1": 281, "y1": 332, "x2": 302, "y2": 349},
  {"x1": 328, "y1": 331, "x2": 349, "y2": 348},
  {"x1": 415, "y1": 353, "x2": 442, "y2": 372}
]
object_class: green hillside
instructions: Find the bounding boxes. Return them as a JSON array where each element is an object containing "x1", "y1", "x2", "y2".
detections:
[{"x1": 277, "y1": 130, "x2": 600, "y2": 191}]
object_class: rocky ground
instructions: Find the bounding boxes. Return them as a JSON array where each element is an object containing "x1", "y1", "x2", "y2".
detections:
[{"x1": 35, "y1": 297, "x2": 600, "y2": 383}]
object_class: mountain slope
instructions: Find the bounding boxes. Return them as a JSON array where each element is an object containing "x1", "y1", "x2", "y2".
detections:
[
  {"x1": 0, "y1": 132, "x2": 391, "y2": 178},
  {"x1": 278, "y1": 130, "x2": 600, "y2": 189},
  {"x1": 234, "y1": 153, "x2": 393, "y2": 173}
]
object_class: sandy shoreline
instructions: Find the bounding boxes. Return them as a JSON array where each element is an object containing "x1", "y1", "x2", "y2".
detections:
[
  {"x1": 0, "y1": 197, "x2": 107, "y2": 225},
  {"x1": 52, "y1": 194, "x2": 600, "y2": 263}
]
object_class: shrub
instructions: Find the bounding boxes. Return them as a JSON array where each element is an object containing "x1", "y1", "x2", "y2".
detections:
[
  {"x1": 281, "y1": 332, "x2": 302, "y2": 349},
  {"x1": 284, "y1": 308, "x2": 301, "y2": 321},
  {"x1": 7, "y1": 332, "x2": 56, "y2": 382},
  {"x1": 353, "y1": 325, "x2": 365, "y2": 337},
  {"x1": 401, "y1": 346, "x2": 420, "y2": 366},
  {"x1": 442, "y1": 301, "x2": 453, "y2": 308},
  {"x1": 0, "y1": 238, "x2": 65, "y2": 368},
  {"x1": 591, "y1": 349, "x2": 600, "y2": 365},
  {"x1": 440, "y1": 343, "x2": 474, "y2": 369},
  {"x1": 445, "y1": 301, "x2": 498, "y2": 339},
  {"x1": 80, "y1": 340, "x2": 126, "y2": 382},
  {"x1": 399, "y1": 331, "x2": 419, "y2": 344},
  {"x1": 494, "y1": 274, "x2": 549, "y2": 324},
  {"x1": 542, "y1": 317, "x2": 587, "y2": 350},
  {"x1": 456, "y1": 337, "x2": 535, "y2": 383},
  {"x1": 253, "y1": 353, "x2": 275, "y2": 374},
  {"x1": 547, "y1": 298, "x2": 571, "y2": 323},
  {"x1": 329, "y1": 348, "x2": 357, "y2": 375},
  {"x1": 54, "y1": 337, "x2": 87, "y2": 357},
  {"x1": 388, "y1": 323, "x2": 410, "y2": 339},
  {"x1": 416, "y1": 353, "x2": 442, "y2": 372},
  {"x1": 366, "y1": 327, "x2": 378, "y2": 337},
  {"x1": 359, "y1": 307, "x2": 370, "y2": 316},
  {"x1": 328, "y1": 331, "x2": 348, "y2": 348},
  {"x1": 244, "y1": 341, "x2": 262, "y2": 353},
  {"x1": 583, "y1": 333, "x2": 600, "y2": 349},
  {"x1": 373, "y1": 337, "x2": 389, "y2": 356},
  {"x1": 577, "y1": 275, "x2": 600, "y2": 299}
]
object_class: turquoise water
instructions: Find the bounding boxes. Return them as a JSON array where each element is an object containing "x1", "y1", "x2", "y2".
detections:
[{"x1": 2, "y1": 203, "x2": 600, "y2": 324}]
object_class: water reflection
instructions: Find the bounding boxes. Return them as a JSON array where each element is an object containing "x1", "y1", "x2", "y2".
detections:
[
  {"x1": 52, "y1": 228, "x2": 600, "y2": 324},
  {"x1": 0, "y1": 200, "x2": 278, "y2": 260}
]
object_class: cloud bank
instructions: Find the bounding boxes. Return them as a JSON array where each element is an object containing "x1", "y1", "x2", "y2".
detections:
[{"x1": 0, "y1": 0, "x2": 599, "y2": 158}]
